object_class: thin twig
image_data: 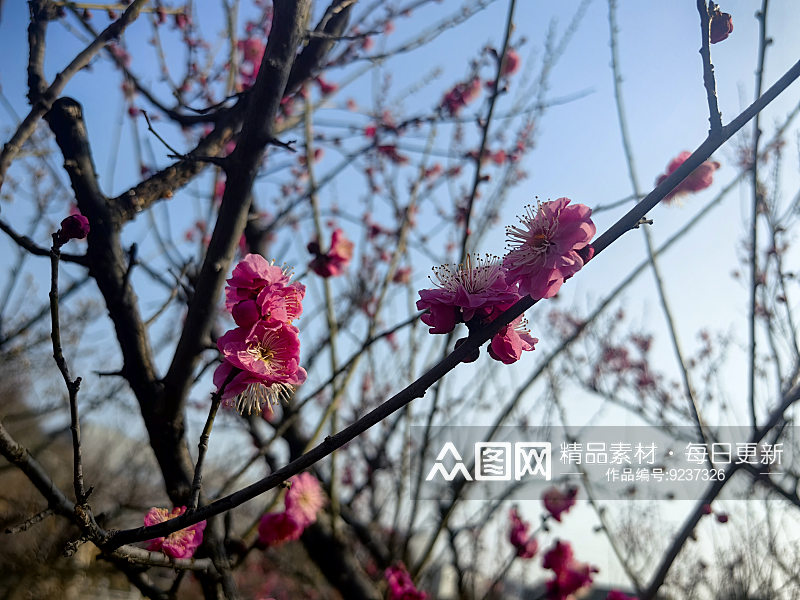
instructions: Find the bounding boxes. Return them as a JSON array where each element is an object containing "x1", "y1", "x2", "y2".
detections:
[
  {"x1": 696, "y1": 0, "x2": 723, "y2": 135},
  {"x1": 49, "y1": 238, "x2": 87, "y2": 503},
  {"x1": 748, "y1": 0, "x2": 771, "y2": 430}
]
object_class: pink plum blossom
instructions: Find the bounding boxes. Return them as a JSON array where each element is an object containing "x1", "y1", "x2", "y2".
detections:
[
  {"x1": 308, "y1": 228, "x2": 354, "y2": 277},
  {"x1": 144, "y1": 506, "x2": 206, "y2": 559},
  {"x1": 214, "y1": 321, "x2": 306, "y2": 414},
  {"x1": 225, "y1": 254, "x2": 304, "y2": 328},
  {"x1": 385, "y1": 563, "x2": 427, "y2": 600},
  {"x1": 607, "y1": 591, "x2": 638, "y2": 600},
  {"x1": 258, "y1": 511, "x2": 304, "y2": 546},
  {"x1": 508, "y1": 508, "x2": 538, "y2": 559},
  {"x1": 416, "y1": 254, "x2": 521, "y2": 334},
  {"x1": 542, "y1": 486, "x2": 578, "y2": 522},
  {"x1": 655, "y1": 151, "x2": 721, "y2": 203},
  {"x1": 504, "y1": 198, "x2": 596, "y2": 300},
  {"x1": 488, "y1": 316, "x2": 538, "y2": 364},
  {"x1": 285, "y1": 472, "x2": 326, "y2": 527}
]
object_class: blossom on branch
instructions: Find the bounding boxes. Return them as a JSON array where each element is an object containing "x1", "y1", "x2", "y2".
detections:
[
  {"x1": 488, "y1": 316, "x2": 538, "y2": 364},
  {"x1": 416, "y1": 254, "x2": 520, "y2": 334},
  {"x1": 214, "y1": 321, "x2": 307, "y2": 415},
  {"x1": 504, "y1": 198, "x2": 596, "y2": 300},
  {"x1": 225, "y1": 253, "x2": 305, "y2": 328},
  {"x1": 144, "y1": 506, "x2": 206, "y2": 559}
]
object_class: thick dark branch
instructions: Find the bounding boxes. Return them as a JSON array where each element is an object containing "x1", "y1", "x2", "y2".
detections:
[{"x1": 162, "y1": 0, "x2": 311, "y2": 413}]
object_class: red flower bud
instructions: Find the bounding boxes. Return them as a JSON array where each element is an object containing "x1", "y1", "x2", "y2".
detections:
[
  {"x1": 55, "y1": 214, "x2": 90, "y2": 245},
  {"x1": 710, "y1": 10, "x2": 733, "y2": 44}
]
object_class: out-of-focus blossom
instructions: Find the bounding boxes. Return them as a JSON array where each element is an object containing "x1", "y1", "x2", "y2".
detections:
[
  {"x1": 542, "y1": 540, "x2": 598, "y2": 600},
  {"x1": 144, "y1": 506, "x2": 206, "y2": 559},
  {"x1": 504, "y1": 198, "x2": 596, "y2": 300},
  {"x1": 440, "y1": 77, "x2": 482, "y2": 116},
  {"x1": 508, "y1": 508, "x2": 538, "y2": 559},
  {"x1": 542, "y1": 486, "x2": 578, "y2": 522},
  {"x1": 385, "y1": 563, "x2": 427, "y2": 600},
  {"x1": 285, "y1": 473, "x2": 325, "y2": 527},
  {"x1": 501, "y1": 48, "x2": 521, "y2": 76},
  {"x1": 258, "y1": 511, "x2": 304, "y2": 546},
  {"x1": 655, "y1": 151, "x2": 721, "y2": 203},
  {"x1": 607, "y1": 591, "x2": 638, "y2": 600},
  {"x1": 308, "y1": 228, "x2": 354, "y2": 277}
]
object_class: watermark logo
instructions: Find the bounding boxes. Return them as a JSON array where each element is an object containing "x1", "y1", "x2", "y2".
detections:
[{"x1": 426, "y1": 441, "x2": 552, "y2": 482}]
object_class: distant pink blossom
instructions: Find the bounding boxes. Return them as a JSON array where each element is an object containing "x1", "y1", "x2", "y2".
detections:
[
  {"x1": 440, "y1": 77, "x2": 482, "y2": 116},
  {"x1": 504, "y1": 198, "x2": 596, "y2": 300},
  {"x1": 308, "y1": 228, "x2": 354, "y2": 277},
  {"x1": 285, "y1": 473, "x2": 325, "y2": 527},
  {"x1": 144, "y1": 506, "x2": 206, "y2": 559},
  {"x1": 416, "y1": 254, "x2": 521, "y2": 334},
  {"x1": 385, "y1": 563, "x2": 427, "y2": 600},
  {"x1": 655, "y1": 151, "x2": 721, "y2": 203},
  {"x1": 488, "y1": 316, "x2": 537, "y2": 364},
  {"x1": 542, "y1": 486, "x2": 578, "y2": 522},
  {"x1": 501, "y1": 48, "x2": 521, "y2": 76},
  {"x1": 542, "y1": 540, "x2": 598, "y2": 600},
  {"x1": 214, "y1": 321, "x2": 306, "y2": 414},
  {"x1": 55, "y1": 214, "x2": 90, "y2": 245},
  {"x1": 508, "y1": 508, "x2": 538, "y2": 559},
  {"x1": 315, "y1": 76, "x2": 338, "y2": 95},
  {"x1": 607, "y1": 591, "x2": 638, "y2": 600},
  {"x1": 258, "y1": 511, "x2": 304, "y2": 546}
]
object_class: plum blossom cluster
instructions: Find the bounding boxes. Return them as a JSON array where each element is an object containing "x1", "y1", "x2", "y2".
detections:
[
  {"x1": 258, "y1": 473, "x2": 326, "y2": 546},
  {"x1": 214, "y1": 254, "x2": 307, "y2": 415},
  {"x1": 655, "y1": 151, "x2": 721, "y2": 203},
  {"x1": 384, "y1": 563, "x2": 427, "y2": 600},
  {"x1": 143, "y1": 506, "x2": 207, "y2": 559},
  {"x1": 416, "y1": 198, "x2": 596, "y2": 363}
]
